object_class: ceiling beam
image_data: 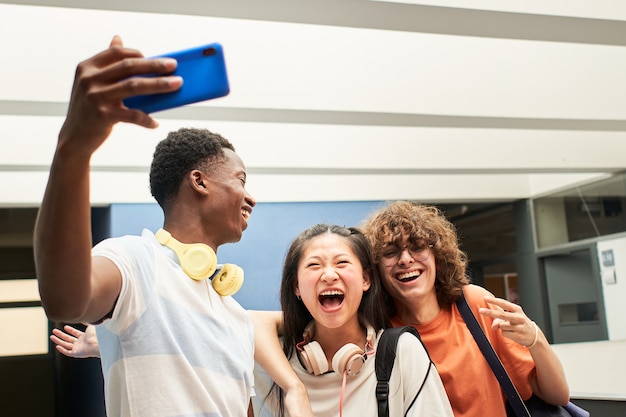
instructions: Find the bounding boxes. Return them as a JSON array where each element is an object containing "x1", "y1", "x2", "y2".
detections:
[{"x1": 3, "y1": 0, "x2": 626, "y2": 46}]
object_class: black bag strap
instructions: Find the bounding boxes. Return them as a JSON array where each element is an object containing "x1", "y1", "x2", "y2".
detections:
[
  {"x1": 456, "y1": 293, "x2": 531, "y2": 417},
  {"x1": 375, "y1": 326, "x2": 427, "y2": 417}
]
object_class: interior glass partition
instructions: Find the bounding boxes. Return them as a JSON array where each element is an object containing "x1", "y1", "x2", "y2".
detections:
[
  {"x1": 533, "y1": 173, "x2": 626, "y2": 248},
  {"x1": 531, "y1": 173, "x2": 626, "y2": 343}
]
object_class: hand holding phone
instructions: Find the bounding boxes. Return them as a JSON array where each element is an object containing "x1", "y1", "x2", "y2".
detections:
[{"x1": 123, "y1": 43, "x2": 230, "y2": 113}]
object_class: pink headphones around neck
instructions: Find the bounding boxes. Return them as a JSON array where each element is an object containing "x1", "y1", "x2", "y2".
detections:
[{"x1": 296, "y1": 320, "x2": 376, "y2": 376}]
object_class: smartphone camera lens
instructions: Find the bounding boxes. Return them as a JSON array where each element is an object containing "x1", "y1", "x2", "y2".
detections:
[{"x1": 203, "y1": 47, "x2": 217, "y2": 57}]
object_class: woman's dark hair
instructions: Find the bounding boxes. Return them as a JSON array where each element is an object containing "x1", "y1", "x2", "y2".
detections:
[
  {"x1": 269, "y1": 224, "x2": 389, "y2": 416},
  {"x1": 149, "y1": 127, "x2": 235, "y2": 212}
]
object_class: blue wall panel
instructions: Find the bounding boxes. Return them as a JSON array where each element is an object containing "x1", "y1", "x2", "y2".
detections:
[{"x1": 109, "y1": 201, "x2": 385, "y2": 310}]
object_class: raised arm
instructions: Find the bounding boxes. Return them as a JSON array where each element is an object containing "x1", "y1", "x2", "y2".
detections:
[
  {"x1": 479, "y1": 296, "x2": 570, "y2": 406},
  {"x1": 34, "y1": 36, "x2": 182, "y2": 323},
  {"x1": 247, "y1": 310, "x2": 314, "y2": 417}
]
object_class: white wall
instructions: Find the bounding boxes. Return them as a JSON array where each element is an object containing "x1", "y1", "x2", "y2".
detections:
[
  {"x1": 549, "y1": 235, "x2": 626, "y2": 400},
  {"x1": 552, "y1": 339, "x2": 626, "y2": 400},
  {"x1": 596, "y1": 237, "x2": 626, "y2": 341}
]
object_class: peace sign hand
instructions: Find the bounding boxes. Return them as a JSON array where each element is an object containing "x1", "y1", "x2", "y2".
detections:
[{"x1": 479, "y1": 296, "x2": 539, "y2": 348}]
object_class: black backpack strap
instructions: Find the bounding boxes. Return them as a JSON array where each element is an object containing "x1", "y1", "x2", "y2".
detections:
[
  {"x1": 375, "y1": 326, "x2": 424, "y2": 417},
  {"x1": 456, "y1": 293, "x2": 531, "y2": 417}
]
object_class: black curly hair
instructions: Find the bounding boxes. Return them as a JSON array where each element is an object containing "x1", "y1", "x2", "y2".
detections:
[{"x1": 149, "y1": 127, "x2": 235, "y2": 211}]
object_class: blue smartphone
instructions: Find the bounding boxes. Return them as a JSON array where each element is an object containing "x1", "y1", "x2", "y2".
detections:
[{"x1": 123, "y1": 43, "x2": 230, "y2": 114}]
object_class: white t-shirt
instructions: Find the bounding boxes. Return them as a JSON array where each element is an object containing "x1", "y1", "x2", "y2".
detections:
[
  {"x1": 253, "y1": 330, "x2": 453, "y2": 417},
  {"x1": 93, "y1": 229, "x2": 255, "y2": 417}
]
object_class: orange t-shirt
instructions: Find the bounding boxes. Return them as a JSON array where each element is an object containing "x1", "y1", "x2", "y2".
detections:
[{"x1": 391, "y1": 284, "x2": 535, "y2": 417}]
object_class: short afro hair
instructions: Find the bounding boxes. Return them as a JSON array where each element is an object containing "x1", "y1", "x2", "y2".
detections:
[{"x1": 149, "y1": 127, "x2": 235, "y2": 211}]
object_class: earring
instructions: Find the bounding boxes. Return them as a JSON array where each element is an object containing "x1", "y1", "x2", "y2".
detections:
[{"x1": 296, "y1": 295, "x2": 302, "y2": 301}]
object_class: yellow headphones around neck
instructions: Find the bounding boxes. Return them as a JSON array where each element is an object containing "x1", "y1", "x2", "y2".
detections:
[{"x1": 155, "y1": 228, "x2": 244, "y2": 296}]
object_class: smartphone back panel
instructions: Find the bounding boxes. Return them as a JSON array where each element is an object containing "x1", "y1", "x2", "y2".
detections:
[{"x1": 123, "y1": 43, "x2": 230, "y2": 114}]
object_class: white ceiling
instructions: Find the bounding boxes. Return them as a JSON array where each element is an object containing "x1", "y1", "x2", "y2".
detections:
[
  {"x1": 372, "y1": 0, "x2": 626, "y2": 21},
  {"x1": 1, "y1": 0, "x2": 625, "y2": 205}
]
